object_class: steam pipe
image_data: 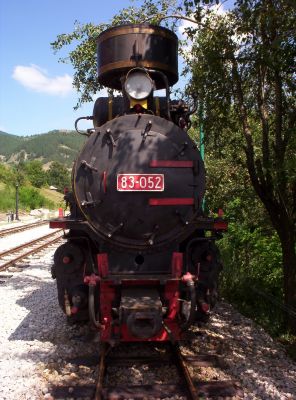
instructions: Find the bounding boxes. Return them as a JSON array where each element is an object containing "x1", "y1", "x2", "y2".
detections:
[
  {"x1": 74, "y1": 116, "x2": 93, "y2": 136},
  {"x1": 180, "y1": 273, "x2": 196, "y2": 330},
  {"x1": 148, "y1": 69, "x2": 171, "y2": 120},
  {"x1": 88, "y1": 284, "x2": 104, "y2": 329},
  {"x1": 85, "y1": 274, "x2": 104, "y2": 329}
]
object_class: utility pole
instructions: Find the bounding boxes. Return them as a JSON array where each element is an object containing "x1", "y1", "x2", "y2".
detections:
[{"x1": 15, "y1": 184, "x2": 19, "y2": 220}]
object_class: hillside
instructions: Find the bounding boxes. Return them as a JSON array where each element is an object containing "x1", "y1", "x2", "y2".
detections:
[{"x1": 0, "y1": 130, "x2": 86, "y2": 167}]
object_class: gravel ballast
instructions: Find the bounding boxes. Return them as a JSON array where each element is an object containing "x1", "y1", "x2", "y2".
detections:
[{"x1": 0, "y1": 238, "x2": 295, "y2": 399}]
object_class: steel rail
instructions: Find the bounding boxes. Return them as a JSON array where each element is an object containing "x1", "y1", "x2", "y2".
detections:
[
  {"x1": 95, "y1": 343, "x2": 108, "y2": 400},
  {"x1": 0, "y1": 230, "x2": 62, "y2": 258},
  {"x1": 94, "y1": 343, "x2": 200, "y2": 400},
  {"x1": 49, "y1": 342, "x2": 243, "y2": 399},
  {"x1": 0, "y1": 220, "x2": 48, "y2": 237},
  {"x1": 0, "y1": 230, "x2": 64, "y2": 271},
  {"x1": 93, "y1": 342, "x2": 243, "y2": 399},
  {"x1": 172, "y1": 343, "x2": 200, "y2": 400}
]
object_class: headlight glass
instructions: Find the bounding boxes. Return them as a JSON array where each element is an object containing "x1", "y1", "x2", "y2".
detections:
[{"x1": 124, "y1": 70, "x2": 153, "y2": 100}]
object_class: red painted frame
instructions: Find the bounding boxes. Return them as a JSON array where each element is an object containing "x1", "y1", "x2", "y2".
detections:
[{"x1": 97, "y1": 252, "x2": 184, "y2": 342}]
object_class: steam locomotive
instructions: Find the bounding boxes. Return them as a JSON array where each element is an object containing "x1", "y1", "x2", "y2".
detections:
[{"x1": 50, "y1": 24, "x2": 227, "y2": 343}]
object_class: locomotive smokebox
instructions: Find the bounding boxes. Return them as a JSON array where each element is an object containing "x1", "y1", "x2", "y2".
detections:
[{"x1": 97, "y1": 24, "x2": 178, "y2": 90}]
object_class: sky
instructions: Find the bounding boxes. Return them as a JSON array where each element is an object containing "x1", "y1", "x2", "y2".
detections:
[
  {"x1": 0, "y1": 0, "x2": 128, "y2": 136},
  {"x1": 0, "y1": 0, "x2": 232, "y2": 137}
]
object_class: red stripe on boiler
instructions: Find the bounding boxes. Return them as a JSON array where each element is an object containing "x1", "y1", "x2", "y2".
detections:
[
  {"x1": 149, "y1": 198, "x2": 194, "y2": 206},
  {"x1": 150, "y1": 160, "x2": 194, "y2": 168}
]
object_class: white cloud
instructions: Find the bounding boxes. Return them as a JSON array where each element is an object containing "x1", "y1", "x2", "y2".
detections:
[
  {"x1": 178, "y1": 2, "x2": 227, "y2": 36},
  {"x1": 178, "y1": 15, "x2": 194, "y2": 39},
  {"x1": 210, "y1": 2, "x2": 226, "y2": 16},
  {"x1": 177, "y1": 3, "x2": 227, "y2": 59},
  {"x1": 178, "y1": 17, "x2": 195, "y2": 60},
  {"x1": 12, "y1": 64, "x2": 73, "y2": 96}
]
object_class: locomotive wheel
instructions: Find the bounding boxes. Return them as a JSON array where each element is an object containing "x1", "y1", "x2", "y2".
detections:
[{"x1": 53, "y1": 242, "x2": 85, "y2": 277}]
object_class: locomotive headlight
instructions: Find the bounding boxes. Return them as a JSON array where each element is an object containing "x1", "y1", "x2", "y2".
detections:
[{"x1": 124, "y1": 69, "x2": 153, "y2": 100}]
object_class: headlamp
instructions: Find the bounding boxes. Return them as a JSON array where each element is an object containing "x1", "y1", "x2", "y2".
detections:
[{"x1": 124, "y1": 69, "x2": 153, "y2": 100}]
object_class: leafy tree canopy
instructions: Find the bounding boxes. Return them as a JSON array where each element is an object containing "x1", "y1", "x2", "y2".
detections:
[
  {"x1": 185, "y1": 0, "x2": 296, "y2": 331},
  {"x1": 24, "y1": 160, "x2": 47, "y2": 188},
  {"x1": 51, "y1": 0, "x2": 180, "y2": 108},
  {"x1": 47, "y1": 161, "x2": 71, "y2": 192}
]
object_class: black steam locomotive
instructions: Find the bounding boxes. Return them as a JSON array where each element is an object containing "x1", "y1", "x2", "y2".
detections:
[{"x1": 50, "y1": 24, "x2": 227, "y2": 343}]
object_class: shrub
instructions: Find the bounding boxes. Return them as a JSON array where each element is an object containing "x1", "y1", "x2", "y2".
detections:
[{"x1": 19, "y1": 186, "x2": 54, "y2": 210}]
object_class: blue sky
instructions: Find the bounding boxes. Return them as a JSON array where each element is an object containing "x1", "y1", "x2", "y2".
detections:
[
  {"x1": 0, "y1": 1, "x2": 233, "y2": 136},
  {"x1": 0, "y1": 0, "x2": 128, "y2": 136}
]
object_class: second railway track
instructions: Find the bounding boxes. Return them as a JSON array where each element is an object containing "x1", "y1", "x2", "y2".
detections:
[
  {"x1": 0, "y1": 219, "x2": 49, "y2": 237},
  {"x1": 0, "y1": 229, "x2": 64, "y2": 272}
]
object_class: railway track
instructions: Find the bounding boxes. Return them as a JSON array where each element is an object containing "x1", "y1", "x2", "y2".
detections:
[
  {"x1": 0, "y1": 220, "x2": 48, "y2": 237},
  {"x1": 49, "y1": 342, "x2": 243, "y2": 399},
  {"x1": 95, "y1": 343, "x2": 243, "y2": 399},
  {"x1": 0, "y1": 229, "x2": 64, "y2": 273}
]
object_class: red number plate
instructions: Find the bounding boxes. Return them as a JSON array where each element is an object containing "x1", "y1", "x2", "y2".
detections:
[{"x1": 117, "y1": 174, "x2": 164, "y2": 192}]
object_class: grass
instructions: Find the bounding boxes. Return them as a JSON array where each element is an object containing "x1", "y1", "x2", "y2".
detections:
[
  {"x1": 0, "y1": 184, "x2": 16, "y2": 210},
  {"x1": 40, "y1": 187, "x2": 64, "y2": 206},
  {"x1": 0, "y1": 182, "x2": 64, "y2": 211}
]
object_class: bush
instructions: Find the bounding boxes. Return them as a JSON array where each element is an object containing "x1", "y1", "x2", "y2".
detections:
[
  {"x1": 19, "y1": 186, "x2": 54, "y2": 210},
  {"x1": 218, "y1": 219, "x2": 284, "y2": 335},
  {"x1": 0, "y1": 186, "x2": 16, "y2": 210}
]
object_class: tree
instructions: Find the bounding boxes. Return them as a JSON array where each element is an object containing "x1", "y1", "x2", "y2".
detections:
[
  {"x1": 51, "y1": 0, "x2": 177, "y2": 108},
  {"x1": 0, "y1": 163, "x2": 15, "y2": 185},
  {"x1": 47, "y1": 162, "x2": 71, "y2": 192},
  {"x1": 24, "y1": 160, "x2": 47, "y2": 188},
  {"x1": 11, "y1": 163, "x2": 26, "y2": 187},
  {"x1": 184, "y1": 0, "x2": 296, "y2": 332}
]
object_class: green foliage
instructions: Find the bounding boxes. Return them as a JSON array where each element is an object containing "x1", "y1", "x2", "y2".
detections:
[
  {"x1": 0, "y1": 185, "x2": 16, "y2": 211},
  {"x1": 0, "y1": 163, "x2": 15, "y2": 185},
  {"x1": 18, "y1": 186, "x2": 54, "y2": 210},
  {"x1": 0, "y1": 130, "x2": 86, "y2": 167},
  {"x1": 204, "y1": 147, "x2": 286, "y2": 335},
  {"x1": 46, "y1": 161, "x2": 71, "y2": 192},
  {"x1": 0, "y1": 184, "x2": 54, "y2": 211},
  {"x1": 185, "y1": 0, "x2": 296, "y2": 333},
  {"x1": 219, "y1": 221, "x2": 284, "y2": 335},
  {"x1": 24, "y1": 160, "x2": 47, "y2": 188},
  {"x1": 0, "y1": 163, "x2": 60, "y2": 211},
  {"x1": 202, "y1": 105, "x2": 286, "y2": 336},
  {"x1": 11, "y1": 164, "x2": 26, "y2": 187},
  {"x1": 51, "y1": 0, "x2": 177, "y2": 108},
  {"x1": 0, "y1": 131, "x2": 23, "y2": 155},
  {"x1": 40, "y1": 187, "x2": 64, "y2": 207}
]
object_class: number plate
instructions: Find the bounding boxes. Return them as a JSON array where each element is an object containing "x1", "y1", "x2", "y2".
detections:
[{"x1": 117, "y1": 174, "x2": 164, "y2": 192}]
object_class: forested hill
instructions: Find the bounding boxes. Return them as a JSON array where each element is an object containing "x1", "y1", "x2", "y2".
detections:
[{"x1": 0, "y1": 130, "x2": 86, "y2": 167}]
